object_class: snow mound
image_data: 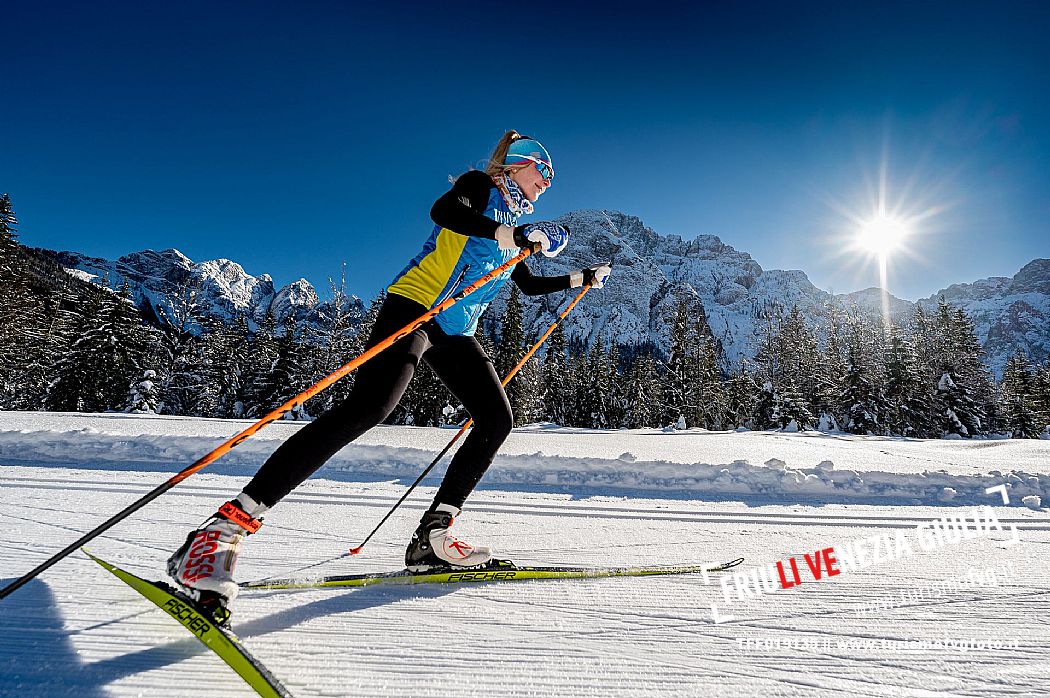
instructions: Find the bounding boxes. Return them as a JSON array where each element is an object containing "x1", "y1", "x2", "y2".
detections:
[{"x1": 3, "y1": 414, "x2": 1049, "y2": 507}]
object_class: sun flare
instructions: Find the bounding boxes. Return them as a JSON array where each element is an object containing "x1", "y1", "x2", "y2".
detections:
[{"x1": 857, "y1": 215, "x2": 909, "y2": 257}]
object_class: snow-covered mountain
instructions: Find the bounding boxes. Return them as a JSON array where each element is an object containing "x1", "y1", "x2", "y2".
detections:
[
  {"x1": 519, "y1": 210, "x2": 1046, "y2": 376},
  {"x1": 917, "y1": 258, "x2": 1050, "y2": 375},
  {"x1": 48, "y1": 212, "x2": 1049, "y2": 375},
  {"x1": 50, "y1": 248, "x2": 362, "y2": 332},
  {"x1": 511, "y1": 210, "x2": 870, "y2": 365}
]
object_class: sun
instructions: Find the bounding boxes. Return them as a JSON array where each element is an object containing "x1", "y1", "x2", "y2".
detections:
[{"x1": 857, "y1": 214, "x2": 909, "y2": 257}]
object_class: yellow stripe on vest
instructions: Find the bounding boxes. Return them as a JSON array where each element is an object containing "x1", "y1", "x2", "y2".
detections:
[{"x1": 388, "y1": 229, "x2": 469, "y2": 307}]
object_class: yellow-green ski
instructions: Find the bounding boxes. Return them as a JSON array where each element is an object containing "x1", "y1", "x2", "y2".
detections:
[
  {"x1": 241, "y1": 557, "x2": 745, "y2": 590},
  {"x1": 83, "y1": 549, "x2": 292, "y2": 698}
]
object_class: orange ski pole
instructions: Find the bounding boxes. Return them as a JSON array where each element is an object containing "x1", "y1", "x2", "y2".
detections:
[
  {"x1": 0, "y1": 244, "x2": 540, "y2": 600},
  {"x1": 346, "y1": 282, "x2": 592, "y2": 556}
]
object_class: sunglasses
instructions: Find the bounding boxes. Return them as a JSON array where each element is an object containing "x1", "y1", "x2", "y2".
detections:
[{"x1": 534, "y1": 160, "x2": 554, "y2": 181}]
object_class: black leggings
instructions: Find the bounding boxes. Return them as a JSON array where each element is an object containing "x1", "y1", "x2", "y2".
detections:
[{"x1": 242, "y1": 293, "x2": 513, "y2": 510}]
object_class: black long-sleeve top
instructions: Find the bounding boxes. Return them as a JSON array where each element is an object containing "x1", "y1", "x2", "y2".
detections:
[{"x1": 430, "y1": 170, "x2": 571, "y2": 296}]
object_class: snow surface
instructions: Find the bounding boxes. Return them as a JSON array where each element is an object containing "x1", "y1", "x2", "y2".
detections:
[{"x1": 1, "y1": 412, "x2": 1048, "y2": 697}]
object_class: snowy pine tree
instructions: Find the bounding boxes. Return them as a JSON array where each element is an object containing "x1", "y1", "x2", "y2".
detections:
[
  {"x1": 690, "y1": 309, "x2": 727, "y2": 429},
  {"x1": 304, "y1": 272, "x2": 368, "y2": 416},
  {"x1": 765, "y1": 306, "x2": 817, "y2": 431},
  {"x1": 541, "y1": 321, "x2": 574, "y2": 425},
  {"x1": 722, "y1": 363, "x2": 758, "y2": 430},
  {"x1": 932, "y1": 299, "x2": 989, "y2": 436},
  {"x1": 198, "y1": 313, "x2": 252, "y2": 418},
  {"x1": 814, "y1": 327, "x2": 847, "y2": 432},
  {"x1": 0, "y1": 193, "x2": 39, "y2": 406},
  {"x1": 660, "y1": 296, "x2": 695, "y2": 428},
  {"x1": 583, "y1": 338, "x2": 613, "y2": 428},
  {"x1": 242, "y1": 310, "x2": 280, "y2": 418},
  {"x1": 566, "y1": 349, "x2": 590, "y2": 427},
  {"x1": 839, "y1": 320, "x2": 887, "y2": 435},
  {"x1": 883, "y1": 325, "x2": 930, "y2": 437},
  {"x1": 270, "y1": 316, "x2": 311, "y2": 420},
  {"x1": 125, "y1": 370, "x2": 160, "y2": 413},
  {"x1": 1000, "y1": 352, "x2": 1041, "y2": 438},
  {"x1": 622, "y1": 350, "x2": 661, "y2": 428},
  {"x1": 10, "y1": 281, "x2": 72, "y2": 410},
  {"x1": 495, "y1": 286, "x2": 542, "y2": 426},
  {"x1": 1033, "y1": 355, "x2": 1050, "y2": 435}
]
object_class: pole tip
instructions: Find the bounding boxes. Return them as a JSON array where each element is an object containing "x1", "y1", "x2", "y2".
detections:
[{"x1": 348, "y1": 546, "x2": 364, "y2": 555}]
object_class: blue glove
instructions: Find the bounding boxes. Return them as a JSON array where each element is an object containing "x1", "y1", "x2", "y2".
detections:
[{"x1": 513, "y1": 222, "x2": 570, "y2": 257}]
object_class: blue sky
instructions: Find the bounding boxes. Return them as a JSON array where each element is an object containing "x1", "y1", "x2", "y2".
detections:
[{"x1": 4, "y1": 1, "x2": 1048, "y2": 301}]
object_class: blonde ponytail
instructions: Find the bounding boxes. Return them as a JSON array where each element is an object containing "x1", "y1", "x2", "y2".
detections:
[{"x1": 485, "y1": 130, "x2": 526, "y2": 177}]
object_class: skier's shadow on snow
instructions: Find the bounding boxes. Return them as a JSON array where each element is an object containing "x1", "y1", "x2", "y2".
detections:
[
  {"x1": 53, "y1": 583, "x2": 455, "y2": 689},
  {"x1": 0, "y1": 578, "x2": 109, "y2": 698}
]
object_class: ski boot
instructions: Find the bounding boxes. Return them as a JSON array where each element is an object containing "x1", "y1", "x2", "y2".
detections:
[
  {"x1": 405, "y1": 503, "x2": 493, "y2": 572},
  {"x1": 167, "y1": 493, "x2": 267, "y2": 623}
]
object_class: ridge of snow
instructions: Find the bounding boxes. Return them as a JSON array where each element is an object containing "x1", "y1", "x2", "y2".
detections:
[{"x1": 2, "y1": 413, "x2": 1047, "y2": 507}]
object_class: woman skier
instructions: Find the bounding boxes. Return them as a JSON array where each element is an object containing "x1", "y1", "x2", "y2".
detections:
[{"x1": 167, "y1": 130, "x2": 612, "y2": 613}]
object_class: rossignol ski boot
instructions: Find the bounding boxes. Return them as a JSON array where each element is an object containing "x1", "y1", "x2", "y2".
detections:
[{"x1": 166, "y1": 493, "x2": 266, "y2": 622}]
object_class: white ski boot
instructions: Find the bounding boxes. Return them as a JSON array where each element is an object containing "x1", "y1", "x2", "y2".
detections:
[
  {"x1": 405, "y1": 503, "x2": 493, "y2": 571},
  {"x1": 166, "y1": 493, "x2": 267, "y2": 617}
]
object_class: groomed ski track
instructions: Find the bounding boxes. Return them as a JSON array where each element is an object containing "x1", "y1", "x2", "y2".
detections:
[{"x1": 2, "y1": 413, "x2": 1048, "y2": 697}]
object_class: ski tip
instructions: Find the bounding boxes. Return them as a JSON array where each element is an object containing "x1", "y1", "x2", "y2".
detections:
[{"x1": 348, "y1": 546, "x2": 364, "y2": 555}]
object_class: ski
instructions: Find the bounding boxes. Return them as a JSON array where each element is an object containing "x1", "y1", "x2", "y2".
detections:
[
  {"x1": 83, "y1": 550, "x2": 292, "y2": 698},
  {"x1": 240, "y1": 557, "x2": 744, "y2": 590}
]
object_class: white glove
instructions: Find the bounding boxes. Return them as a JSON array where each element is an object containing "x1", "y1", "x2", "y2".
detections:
[{"x1": 571, "y1": 262, "x2": 613, "y2": 289}]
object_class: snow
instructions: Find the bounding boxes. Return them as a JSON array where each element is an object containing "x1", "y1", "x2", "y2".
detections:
[{"x1": 2, "y1": 411, "x2": 1048, "y2": 697}]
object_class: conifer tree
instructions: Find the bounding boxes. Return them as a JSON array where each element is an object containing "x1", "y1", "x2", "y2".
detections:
[
  {"x1": 622, "y1": 351, "x2": 662, "y2": 428},
  {"x1": 907, "y1": 304, "x2": 942, "y2": 436},
  {"x1": 932, "y1": 299, "x2": 989, "y2": 436},
  {"x1": 125, "y1": 370, "x2": 161, "y2": 413},
  {"x1": 604, "y1": 342, "x2": 627, "y2": 427},
  {"x1": 773, "y1": 381, "x2": 813, "y2": 431},
  {"x1": 9, "y1": 282, "x2": 70, "y2": 410},
  {"x1": 584, "y1": 338, "x2": 612, "y2": 428},
  {"x1": 883, "y1": 325, "x2": 930, "y2": 436},
  {"x1": 242, "y1": 310, "x2": 280, "y2": 418},
  {"x1": 777, "y1": 306, "x2": 820, "y2": 421},
  {"x1": 724, "y1": 363, "x2": 759, "y2": 430},
  {"x1": 495, "y1": 286, "x2": 541, "y2": 426},
  {"x1": 46, "y1": 287, "x2": 118, "y2": 412},
  {"x1": 44, "y1": 280, "x2": 151, "y2": 413},
  {"x1": 839, "y1": 320, "x2": 887, "y2": 435},
  {"x1": 270, "y1": 316, "x2": 310, "y2": 420},
  {"x1": 109, "y1": 281, "x2": 154, "y2": 398},
  {"x1": 510, "y1": 344, "x2": 544, "y2": 427},
  {"x1": 0, "y1": 193, "x2": 32, "y2": 403},
  {"x1": 1033, "y1": 355, "x2": 1050, "y2": 434},
  {"x1": 541, "y1": 321, "x2": 573, "y2": 425},
  {"x1": 163, "y1": 332, "x2": 207, "y2": 416},
  {"x1": 305, "y1": 272, "x2": 368, "y2": 416},
  {"x1": 660, "y1": 297, "x2": 694, "y2": 427},
  {"x1": 566, "y1": 349, "x2": 590, "y2": 427},
  {"x1": 1000, "y1": 352, "x2": 1041, "y2": 438},
  {"x1": 152, "y1": 276, "x2": 204, "y2": 415},
  {"x1": 814, "y1": 327, "x2": 846, "y2": 431},
  {"x1": 201, "y1": 313, "x2": 251, "y2": 418},
  {"x1": 687, "y1": 305, "x2": 728, "y2": 429},
  {"x1": 753, "y1": 380, "x2": 778, "y2": 430}
]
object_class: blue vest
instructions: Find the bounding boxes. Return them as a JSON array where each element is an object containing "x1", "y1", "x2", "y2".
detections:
[{"x1": 388, "y1": 185, "x2": 519, "y2": 336}]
